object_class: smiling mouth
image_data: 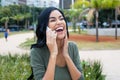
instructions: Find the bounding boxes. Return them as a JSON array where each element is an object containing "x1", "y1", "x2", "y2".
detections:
[{"x1": 55, "y1": 27, "x2": 63, "y2": 32}]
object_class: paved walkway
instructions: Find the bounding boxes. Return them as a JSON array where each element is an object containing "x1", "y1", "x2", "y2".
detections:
[
  {"x1": 87, "y1": 28, "x2": 120, "y2": 36},
  {"x1": 80, "y1": 50, "x2": 120, "y2": 80},
  {"x1": 0, "y1": 32, "x2": 34, "y2": 55},
  {"x1": 0, "y1": 32, "x2": 120, "y2": 80}
]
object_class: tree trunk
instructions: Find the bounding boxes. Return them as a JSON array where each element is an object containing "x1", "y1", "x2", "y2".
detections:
[
  {"x1": 5, "y1": 20, "x2": 8, "y2": 29},
  {"x1": 17, "y1": 20, "x2": 19, "y2": 26},
  {"x1": 25, "y1": 19, "x2": 28, "y2": 30},
  {"x1": 72, "y1": 18, "x2": 76, "y2": 32},
  {"x1": 115, "y1": 7, "x2": 118, "y2": 40},
  {"x1": 95, "y1": 9, "x2": 99, "y2": 42}
]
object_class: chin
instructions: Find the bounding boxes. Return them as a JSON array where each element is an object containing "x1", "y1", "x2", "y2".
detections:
[{"x1": 57, "y1": 35, "x2": 65, "y2": 40}]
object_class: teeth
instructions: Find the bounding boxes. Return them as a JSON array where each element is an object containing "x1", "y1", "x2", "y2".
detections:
[{"x1": 56, "y1": 27, "x2": 63, "y2": 30}]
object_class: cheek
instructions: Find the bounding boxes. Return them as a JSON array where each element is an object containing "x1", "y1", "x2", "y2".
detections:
[
  {"x1": 48, "y1": 23, "x2": 55, "y2": 29},
  {"x1": 64, "y1": 21, "x2": 67, "y2": 28},
  {"x1": 64, "y1": 24, "x2": 67, "y2": 31}
]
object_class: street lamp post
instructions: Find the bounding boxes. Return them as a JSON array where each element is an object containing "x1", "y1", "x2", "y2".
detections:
[
  {"x1": 71, "y1": 0, "x2": 74, "y2": 10},
  {"x1": 31, "y1": 4, "x2": 36, "y2": 41},
  {"x1": 115, "y1": 7, "x2": 118, "y2": 40},
  {"x1": 61, "y1": 0, "x2": 64, "y2": 9}
]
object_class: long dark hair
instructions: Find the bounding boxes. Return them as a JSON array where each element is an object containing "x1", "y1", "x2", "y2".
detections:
[{"x1": 31, "y1": 7, "x2": 69, "y2": 48}]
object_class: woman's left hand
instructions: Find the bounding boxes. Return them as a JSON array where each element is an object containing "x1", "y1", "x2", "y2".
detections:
[{"x1": 62, "y1": 35, "x2": 69, "y2": 57}]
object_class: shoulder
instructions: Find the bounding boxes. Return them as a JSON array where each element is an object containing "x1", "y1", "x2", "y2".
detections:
[
  {"x1": 30, "y1": 48, "x2": 42, "y2": 58},
  {"x1": 68, "y1": 41, "x2": 77, "y2": 48},
  {"x1": 68, "y1": 41, "x2": 79, "y2": 55},
  {"x1": 30, "y1": 46, "x2": 48, "y2": 57},
  {"x1": 30, "y1": 46, "x2": 50, "y2": 68},
  {"x1": 68, "y1": 41, "x2": 79, "y2": 54},
  {"x1": 31, "y1": 47, "x2": 41, "y2": 54}
]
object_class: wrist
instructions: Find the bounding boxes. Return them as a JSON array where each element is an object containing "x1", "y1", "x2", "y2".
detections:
[
  {"x1": 50, "y1": 53, "x2": 57, "y2": 58},
  {"x1": 63, "y1": 53, "x2": 69, "y2": 58}
]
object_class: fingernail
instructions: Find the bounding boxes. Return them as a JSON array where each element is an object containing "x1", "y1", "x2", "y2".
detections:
[{"x1": 47, "y1": 26, "x2": 51, "y2": 31}]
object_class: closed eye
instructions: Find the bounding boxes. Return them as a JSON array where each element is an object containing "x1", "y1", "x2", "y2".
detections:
[
  {"x1": 49, "y1": 19, "x2": 56, "y2": 22},
  {"x1": 49, "y1": 17, "x2": 56, "y2": 22},
  {"x1": 60, "y1": 17, "x2": 64, "y2": 20}
]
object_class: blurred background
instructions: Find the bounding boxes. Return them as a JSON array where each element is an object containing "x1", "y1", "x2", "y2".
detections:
[
  {"x1": 0, "y1": 0, "x2": 120, "y2": 80},
  {"x1": 0, "y1": 0, "x2": 119, "y2": 31}
]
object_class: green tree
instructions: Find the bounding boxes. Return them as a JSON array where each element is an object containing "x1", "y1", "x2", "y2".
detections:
[
  {"x1": 0, "y1": 7, "x2": 12, "y2": 29},
  {"x1": 0, "y1": 17, "x2": 9, "y2": 29},
  {"x1": 101, "y1": 0, "x2": 120, "y2": 40},
  {"x1": 112, "y1": 1, "x2": 120, "y2": 40},
  {"x1": 0, "y1": 5, "x2": 44, "y2": 30},
  {"x1": 70, "y1": 9, "x2": 81, "y2": 32},
  {"x1": 24, "y1": 13, "x2": 32, "y2": 29},
  {"x1": 74, "y1": 0, "x2": 120, "y2": 41},
  {"x1": 11, "y1": 14, "x2": 24, "y2": 26}
]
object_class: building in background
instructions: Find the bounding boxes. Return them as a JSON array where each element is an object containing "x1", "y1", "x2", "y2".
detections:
[
  {"x1": 1, "y1": 0, "x2": 17, "y2": 6},
  {"x1": 27, "y1": 0, "x2": 59, "y2": 8},
  {"x1": 18, "y1": 0, "x2": 26, "y2": 5},
  {"x1": 1, "y1": 0, "x2": 26, "y2": 6},
  {"x1": 0, "y1": 0, "x2": 58, "y2": 8},
  {"x1": 59, "y1": 0, "x2": 76, "y2": 9}
]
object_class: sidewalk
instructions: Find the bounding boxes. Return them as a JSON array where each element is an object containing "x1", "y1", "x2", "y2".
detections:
[
  {"x1": 0, "y1": 32, "x2": 34, "y2": 55},
  {"x1": 80, "y1": 50, "x2": 120, "y2": 80},
  {"x1": 0, "y1": 32, "x2": 120, "y2": 80}
]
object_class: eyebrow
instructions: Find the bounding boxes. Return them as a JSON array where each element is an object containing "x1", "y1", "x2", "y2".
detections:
[{"x1": 49, "y1": 15, "x2": 63, "y2": 19}]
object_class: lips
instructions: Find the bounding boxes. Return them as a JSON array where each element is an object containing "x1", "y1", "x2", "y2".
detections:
[{"x1": 55, "y1": 27, "x2": 63, "y2": 32}]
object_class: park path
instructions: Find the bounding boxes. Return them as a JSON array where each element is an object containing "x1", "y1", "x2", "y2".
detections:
[
  {"x1": 0, "y1": 32, "x2": 34, "y2": 55},
  {"x1": 80, "y1": 50, "x2": 120, "y2": 80},
  {"x1": 0, "y1": 32, "x2": 120, "y2": 80}
]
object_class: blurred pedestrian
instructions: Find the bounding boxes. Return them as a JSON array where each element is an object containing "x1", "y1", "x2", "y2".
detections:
[{"x1": 4, "y1": 29, "x2": 9, "y2": 41}]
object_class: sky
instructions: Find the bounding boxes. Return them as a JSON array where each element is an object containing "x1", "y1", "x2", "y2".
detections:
[{"x1": 54, "y1": 0, "x2": 59, "y2": 3}]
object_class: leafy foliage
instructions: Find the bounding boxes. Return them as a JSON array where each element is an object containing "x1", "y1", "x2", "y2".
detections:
[
  {"x1": 74, "y1": 0, "x2": 90, "y2": 9},
  {"x1": 82, "y1": 60, "x2": 106, "y2": 80},
  {"x1": 20, "y1": 38, "x2": 35, "y2": 49},
  {"x1": 0, "y1": 5, "x2": 43, "y2": 28},
  {"x1": 0, "y1": 54, "x2": 31, "y2": 80},
  {"x1": 0, "y1": 54, "x2": 105, "y2": 80}
]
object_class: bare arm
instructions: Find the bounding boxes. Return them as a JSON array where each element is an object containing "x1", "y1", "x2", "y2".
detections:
[
  {"x1": 64, "y1": 54, "x2": 81, "y2": 80},
  {"x1": 42, "y1": 55, "x2": 57, "y2": 80},
  {"x1": 63, "y1": 36, "x2": 82, "y2": 80},
  {"x1": 43, "y1": 29, "x2": 58, "y2": 80}
]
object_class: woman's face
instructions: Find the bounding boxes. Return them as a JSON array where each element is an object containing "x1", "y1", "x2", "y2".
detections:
[{"x1": 48, "y1": 10, "x2": 66, "y2": 40}]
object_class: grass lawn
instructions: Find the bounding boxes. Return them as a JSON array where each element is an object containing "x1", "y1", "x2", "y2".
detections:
[
  {"x1": 69, "y1": 32, "x2": 120, "y2": 50},
  {"x1": 76, "y1": 41, "x2": 120, "y2": 50}
]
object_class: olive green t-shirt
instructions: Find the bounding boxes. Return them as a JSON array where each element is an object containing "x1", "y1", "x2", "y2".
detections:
[{"x1": 30, "y1": 41, "x2": 84, "y2": 80}]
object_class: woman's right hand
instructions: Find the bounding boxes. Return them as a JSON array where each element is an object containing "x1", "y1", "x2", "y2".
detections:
[{"x1": 46, "y1": 28, "x2": 58, "y2": 56}]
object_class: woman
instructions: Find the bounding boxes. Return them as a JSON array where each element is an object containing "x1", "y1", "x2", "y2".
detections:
[{"x1": 30, "y1": 7, "x2": 84, "y2": 80}]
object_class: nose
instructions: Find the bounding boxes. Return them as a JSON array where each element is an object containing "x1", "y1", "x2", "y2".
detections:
[{"x1": 56, "y1": 19, "x2": 62, "y2": 25}]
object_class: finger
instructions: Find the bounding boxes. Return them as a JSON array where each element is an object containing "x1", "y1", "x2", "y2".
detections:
[
  {"x1": 64, "y1": 33, "x2": 68, "y2": 45},
  {"x1": 65, "y1": 34, "x2": 67, "y2": 39},
  {"x1": 64, "y1": 32, "x2": 68, "y2": 40},
  {"x1": 52, "y1": 30, "x2": 56, "y2": 34},
  {"x1": 64, "y1": 36, "x2": 67, "y2": 43},
  {"x1": 54, "y1": 32, "x2": 57, "y2": 37},
  {"x1": 47, "y1": 26, "x2": 51, "y2": 31}
]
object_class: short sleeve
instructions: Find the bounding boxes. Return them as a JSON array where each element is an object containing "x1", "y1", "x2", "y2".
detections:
[
  {"x1": 70, "y1": 42, "x2": 84, "y2": 80},
  {"x1": 30, "y1": 48, "x2": 45, "y2": 80}
]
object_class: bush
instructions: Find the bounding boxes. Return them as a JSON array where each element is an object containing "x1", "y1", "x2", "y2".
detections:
[
  {"x1": 0, "y1": 54, "x2": 105, "y2": 80},
  {"x1": 0, "y1": 54, "x2": 31, "y2": 80},
  {"x1": 82, "y1": 60, "x2": 106, "y2": 80}
]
